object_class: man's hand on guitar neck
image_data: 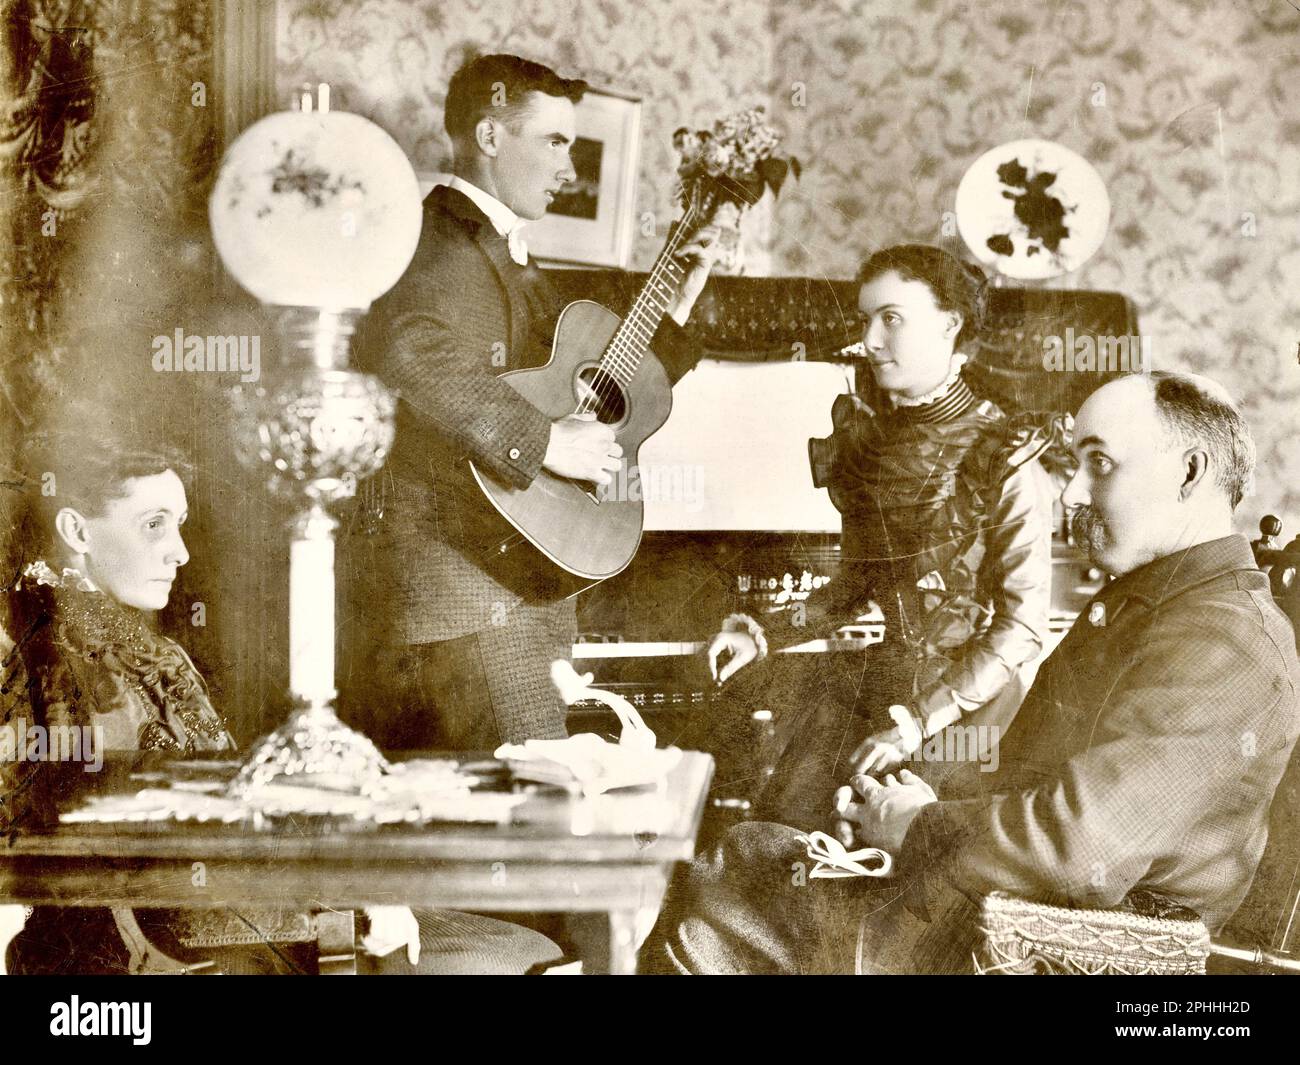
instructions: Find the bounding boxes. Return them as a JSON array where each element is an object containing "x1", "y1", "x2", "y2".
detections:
[
  {"x1": 667, "y1": 223, "x2": 723, "y2": 326},
  {"x1": 543, "y1": 412, "x2": 622, "y2": 485}
]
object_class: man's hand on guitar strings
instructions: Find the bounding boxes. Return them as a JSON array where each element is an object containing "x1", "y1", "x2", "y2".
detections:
[
  {"x1": 668, "y1": 223, "x2": 723, "y2": 326},
  {"x1": 542, "y1": 412, "x2": 622, "y2": 486}
]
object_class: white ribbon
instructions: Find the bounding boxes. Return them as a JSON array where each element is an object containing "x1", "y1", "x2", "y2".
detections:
[{"x1": 796, "y1": 831, "x2": 893, "y2": 879}]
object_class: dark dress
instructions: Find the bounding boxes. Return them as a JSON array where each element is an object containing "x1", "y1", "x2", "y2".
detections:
[
  {"x1": 3, "y1": 561, "x2": 242, "y2": 973},
  {"x1": 2, "y1": 562, "x2": 562, "y2": 975},
  {"x1": 709, "y1": 374, "x2": 1059, "y2": 831}
]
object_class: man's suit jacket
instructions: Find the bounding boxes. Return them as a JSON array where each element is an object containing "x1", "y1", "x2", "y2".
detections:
[
  {"x1": 349, "y1": 185, "x2": 700, "y2": 645},
  {"x1": 900, "y1": 533, "x2": 1300, "y2": 934}
]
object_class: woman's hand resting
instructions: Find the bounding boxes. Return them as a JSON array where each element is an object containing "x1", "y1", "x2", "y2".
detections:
[
  {"x1": 706, "y1": 630, "x2": 759, "y2": 683},
  {"x1": 852, "y1": 705, "x2": 925, "y2": 775}
]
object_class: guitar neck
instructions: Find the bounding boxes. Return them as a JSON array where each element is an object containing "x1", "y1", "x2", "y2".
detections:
[{"x1": 598, "y1": 203, "x2": 700, "y2": 384}]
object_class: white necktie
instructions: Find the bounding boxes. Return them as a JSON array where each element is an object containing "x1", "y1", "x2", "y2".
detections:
[{"x1": 506, "y1": 222, "x2": 529, "y2": 266}]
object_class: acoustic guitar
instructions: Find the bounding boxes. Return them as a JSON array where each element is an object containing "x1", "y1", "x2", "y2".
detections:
[{"x1": 469, "y1": 182, "x2": 716, "y2": 583}]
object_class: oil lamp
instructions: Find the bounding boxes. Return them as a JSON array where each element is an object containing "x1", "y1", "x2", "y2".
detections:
[{"x1": 209, "y1": 84, "x2": 422, "y2": 792}]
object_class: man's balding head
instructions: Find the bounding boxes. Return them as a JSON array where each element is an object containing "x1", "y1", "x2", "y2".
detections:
[
  {"x1": 1146, "y1": 371, "x2": 1256, "y2": 510},
  {"x1": 1062, "y1": 372, "x2": 1253, "y2": 576}
]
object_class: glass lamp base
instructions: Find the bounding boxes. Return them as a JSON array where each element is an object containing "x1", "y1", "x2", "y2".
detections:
[{"x1": 229, "y1": 705, "x2": 390, "y2": 795}]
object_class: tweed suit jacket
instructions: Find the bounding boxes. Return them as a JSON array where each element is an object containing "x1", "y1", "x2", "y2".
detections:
[
  {"x1": 350, "y1": 185, "x2": 700, "y2": 644},
  {"x1": 899, "y1": 534, "x2": 1300, "y2": 934}
]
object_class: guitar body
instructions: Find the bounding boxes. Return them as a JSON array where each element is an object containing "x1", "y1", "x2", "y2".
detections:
[{"x1": 469, "y1": 300, "x2": 674, "y2": 582}]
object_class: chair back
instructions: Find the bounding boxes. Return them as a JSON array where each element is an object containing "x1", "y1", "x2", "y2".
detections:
[
  {"x1": 1217, "y1": 518, "x2": 1300, "y2": 965},
  {"x1": 975, "y1": 892, "x2": 1210, "y2": 975},
  {"x1": 1251, "y1": 515, "x2": 1300, "y2": 641}
]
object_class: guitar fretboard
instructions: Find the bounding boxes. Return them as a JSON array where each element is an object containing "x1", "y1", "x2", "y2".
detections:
[{"x1": 596, "y1": 202, "x2": 700, "y2": 388}]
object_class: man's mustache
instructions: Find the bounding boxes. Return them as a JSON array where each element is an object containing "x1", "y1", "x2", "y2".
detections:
[{"x1": 1070, "y1": 505, "x2": 1108, "y2": 550}]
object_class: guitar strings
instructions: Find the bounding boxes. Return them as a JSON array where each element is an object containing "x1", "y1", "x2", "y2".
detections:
[
  {"x1": 578, "y1": 212, "x2": 689, "y2": 411},
  {"x1": 608, "y1": 193, "x2": 698, "y2": 384},
  {"x1": 581, "y1": 195, "x2": 698, "y2": 410},
  {"x1": 575, "y1": 196, "x2": 700, "y2": 419}
]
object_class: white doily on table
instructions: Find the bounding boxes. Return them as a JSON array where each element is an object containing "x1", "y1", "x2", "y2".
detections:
[{"x1": 61, "y1": 760, "x2": 524, "y2": 826}]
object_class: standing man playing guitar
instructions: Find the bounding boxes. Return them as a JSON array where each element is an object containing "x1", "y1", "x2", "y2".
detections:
[{"x1": 346, "y1": 54, "x2": 719, "y2": 750}]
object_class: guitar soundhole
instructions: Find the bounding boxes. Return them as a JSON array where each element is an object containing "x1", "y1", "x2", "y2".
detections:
[{"x1": 575, "y1": 367, "x2": 627, "y2": 424}]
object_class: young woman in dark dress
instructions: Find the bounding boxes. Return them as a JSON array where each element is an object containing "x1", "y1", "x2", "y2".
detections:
[{"x1": 705, "y1": 244, "x2": 1058, "y2": 830}]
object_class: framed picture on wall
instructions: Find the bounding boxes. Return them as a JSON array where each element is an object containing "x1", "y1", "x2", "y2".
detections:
[{"x1": 420, "y1": 86, "x2": 642, "y2": 269}]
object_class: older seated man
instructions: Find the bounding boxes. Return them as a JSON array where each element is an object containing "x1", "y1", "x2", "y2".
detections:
[{"x1": 647, "y1": 370, "x2": 1300, "y2": 974}]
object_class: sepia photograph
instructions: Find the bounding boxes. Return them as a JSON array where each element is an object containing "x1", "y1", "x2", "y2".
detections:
[{"x1": 1, "y1": 0, "x2": 1298, "y2": 1025}]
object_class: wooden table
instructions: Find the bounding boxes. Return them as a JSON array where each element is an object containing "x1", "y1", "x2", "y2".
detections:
[{"x1": 0, "y1": 751, "x2": 714, "y2": 975}]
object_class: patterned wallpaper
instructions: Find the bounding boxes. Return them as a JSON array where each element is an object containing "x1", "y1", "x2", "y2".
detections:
[
  {"x1": 277, "y1": 0, "x2": 777, "y2": 271},
  {"x1": 277, "y1": 0, "x2": 1300, "y2": 525},
  {"x1": 763, "y1": 0, "x2": 1300, "y2": 527}
]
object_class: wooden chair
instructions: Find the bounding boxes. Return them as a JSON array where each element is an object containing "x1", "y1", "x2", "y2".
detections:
[
  {"x1": 1209, "y1": 516, "x2": 1300, "y2": 973},
  {"x1": 974, "y1": 892, "x2": 1211, "y2": 975},
  {"x1": 1250, "y1": 514, "x2": 1300, "y2": 623},
  {"x1": 111, "y1": 907, "x2": 357, "y2": 975}
]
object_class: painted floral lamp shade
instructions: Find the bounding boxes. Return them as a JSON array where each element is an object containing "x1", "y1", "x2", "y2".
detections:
[{"x1": 210, "y1": 108, "x2": 423, "y2": 311}]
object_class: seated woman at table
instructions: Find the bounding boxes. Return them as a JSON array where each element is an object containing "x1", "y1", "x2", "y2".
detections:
[
  {"x1": 0, "y1": 424, "x2": 564, "y2": 975},
  {"x1": 702, "y1": 244, "x2": 1060, "y2": 828}
]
